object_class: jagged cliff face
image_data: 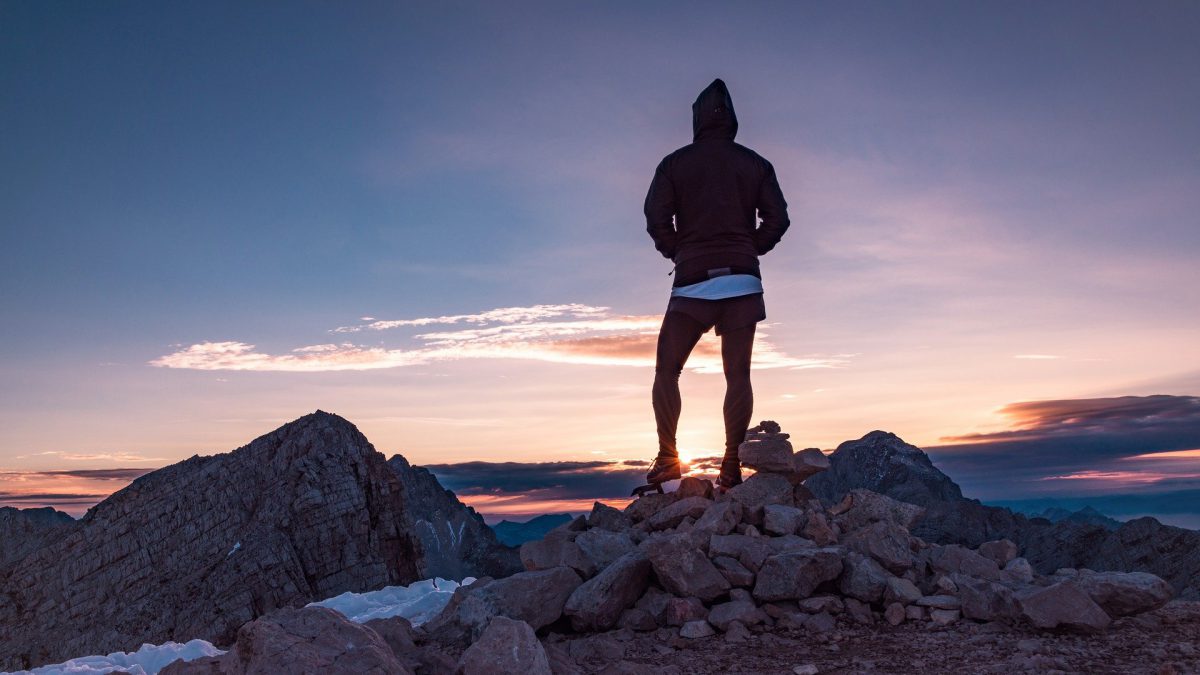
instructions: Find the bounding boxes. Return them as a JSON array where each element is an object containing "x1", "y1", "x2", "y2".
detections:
[
  {"x1": 807, "y1": 430, "x2": 1200, "y2": 601},
  {"x1": 387, "y1": 455, "x2": 521, "y2": 580},
  {"x1": 0, "y1": 506, "x2": 75, "y2": 567},
  {"x1": 0, "y1": 411, "x2": 424, "y2": 671}
]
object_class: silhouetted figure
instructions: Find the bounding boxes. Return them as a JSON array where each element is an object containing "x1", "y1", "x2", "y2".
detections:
[{"x1": 643, "y1": 78, "x2": 790, "y2": 491}]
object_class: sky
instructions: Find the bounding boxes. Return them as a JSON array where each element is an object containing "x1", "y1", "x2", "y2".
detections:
[{"x1": 2, "y1": 1, "x2": 1198, "y2": 524}]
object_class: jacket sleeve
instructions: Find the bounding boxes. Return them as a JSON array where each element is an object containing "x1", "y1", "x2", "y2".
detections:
[
  {"x1": 753, "y1": 159, "x2": 790, "y2": 255},
  {"x1": 644, "y1": 158, "x2": 678, "y2": 260}
]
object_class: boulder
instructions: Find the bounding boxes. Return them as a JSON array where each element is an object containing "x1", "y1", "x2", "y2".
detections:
[
  {"x1": 929, "y1": 608, "x2": 960, "y2": 625},
  {"x1": 624, "y1": 492, "x2": 677, "y2": 523},
  {"x1": 797, "y1": 595, "x2": 843, "y2": 615},
  {"x1": 709, "y1": 533, "x2": 773, "y2": 572},
  {"x1": 802, "y1": 511, "x2": 837, "y2": 545},
  {"x1": 677, "y1": 477, "x2": 715, "y2": 499},
  {"x1": 791, "y1": 448, "x2": 830, "y2": 482},
  {"x1": 424, "y1": 567, "x2": 583, "y2": 643},
  {"x1": 713, "y1": 556, "x2": 756, "y2": 587},
  {"x1": 916, "y1": 595, "x2": 961, "y2": 610},
  {"x1": 1003, "y1": 557, "x2": 1035, "y2": 584},
  {"x1": 752, "y1": 549, "x2": 843, "y2": 602},
  {"x1": 574, "y1": 529, "x2": 636, "y2": 570},
  {"x1": 635, "y1": 586, "x2": 671, "y2": 624},
  {"x1": 838, "y1": 552, "x2": 891, "y2": 603},
  {"x1": 679, "y1": 620, "x2": 716, "y2": 639},
  {"x1": 644, "y1": 496, "x2": 712, "y2": 532},
  {"x1": 882, "y1": 576, "x2": 923, "y2": 605},
  {"x1": 458, "y1": 616, "x2": 551, "y2": 675},
  {"x1": 977, "y1": 539, "x2": 1019, "y2": 566},
  {"x1": 928, "y1": 544, "x2": 1001, "y2": 581},
  {"x1": 952, "y1": 574, "x2": 1019, "y2": 622},
  {"x1": 520, "y1": 534, "x2": 594, "y2": 578},
  {"x1": 832, "y1": 489, "x2": 925, "y2": 532},
  {"x1": 738, "y1": 435, "x2": 795, "y2": 473},
  {"x1": 1017, "y1": 582, "x2": 1112, "y2": 634},
  {"x1": 726, "y1": 472, "x2": 794, "y2": 525},
  {"x1": 885, "y1": 602, "x2": 905, "y2": 626},
  {"x1": 692, "y1": 500, "x2": 742, "y2": 536},
  {"x1": 707, "y1": 599, "x2": 764, "y2": 631},
  {"x1": 588, "y1": 502, "x2": 633, "y2": 532},
  {"x1": 1067, "y1": 571, "x2": 1173, "y2": 616},
  {"x1": 843, "y1": 597, "x2": 875, "y2": 625},
  {"x1": 643, "y1": 534, "x2": 729, "y2": 602},
  {"x1": 564, "y1": 551, "x2": 652, "y2": 631},
  {"x1": 840, "y1": 520, "x2": 913, "y2": 572},
  {"x1": 618, "y1": 608, "x2": 657, "y2": 632},
  {"x1": 762, "y1": 504, "x2": 805, "y2": 536},
  {"x1": 804, "y1": 611, "x2": 837, "y2": 633},
  {"x1": 664, "y1": 597, "x2": 708, "y2": 626}
]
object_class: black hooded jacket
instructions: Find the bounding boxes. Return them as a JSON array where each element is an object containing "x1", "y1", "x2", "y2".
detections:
[{"x1": 644, "y1": 79, "x2": 790, "y2": 288}]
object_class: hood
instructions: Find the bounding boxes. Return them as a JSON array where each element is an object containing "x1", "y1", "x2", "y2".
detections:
[{"x1": 692, "y1": 78, "x2": 738, "y2": 142}]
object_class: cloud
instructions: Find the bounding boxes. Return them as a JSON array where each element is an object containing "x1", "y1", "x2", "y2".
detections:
[
  {"x1": 150, "y1": 303, "x2": 846, "y2": 373},
  {"x1": 929, "y1": 395, "x2": 1200, "y2": 497},
  {"x1": 31, "y1": 468, "x2": 156, "y2": 481},
  {"x1": 422, "y1": 460, "x2": 646, "y2": 501}
]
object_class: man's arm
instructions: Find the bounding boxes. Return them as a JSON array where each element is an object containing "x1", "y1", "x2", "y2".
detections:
[
  {"x1": 753, "y1": 159, "x2": 790, "y2": 255},
  {"x1": 644, "y1": 158, "x2": 678, "y2": 260}
]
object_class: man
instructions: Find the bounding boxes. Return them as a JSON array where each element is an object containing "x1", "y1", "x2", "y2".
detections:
[{"x1": 643, "y1": 78, "x2": 790, "y2": 491}]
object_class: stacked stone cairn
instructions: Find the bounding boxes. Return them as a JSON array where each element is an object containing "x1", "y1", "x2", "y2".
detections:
[{"x1": 169, "y1": 421, "x2": 1176, "y2": 674}]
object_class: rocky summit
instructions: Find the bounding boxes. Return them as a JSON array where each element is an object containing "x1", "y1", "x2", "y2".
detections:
[
  {"x1": 159, "y1": 421, "x2": 1193, "y2": 675},
  {"x1": 808, "y1": 430, "x2": 1200, "y2": 600},
  {"x1": 0, "y1": 411, "x2": 429, "y2": 671}
]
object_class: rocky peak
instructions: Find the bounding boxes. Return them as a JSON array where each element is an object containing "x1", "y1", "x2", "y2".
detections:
[
  {"x1": 0, "y1": 409, "x2": 425, "y2": 671},
  {"x1": 387, "y1": 454, "x2": 521, "y2": 580},
  {"x1": 806, "y1": 430, "x2": 964, "y2": 507},
  {"x1": 0, "y1": 506, "x2": 76, "y2": 567}
]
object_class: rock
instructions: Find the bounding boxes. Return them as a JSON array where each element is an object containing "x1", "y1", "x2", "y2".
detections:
[
  {"x1": 458, "y1": 616, "x2": 551, "y2": 675},
  {"x1": 588, "y1": 501, "x2": 633, "y2": 532},
  {"x1": 763, "y1": 504, "x2": 805, "y2": 536},
  {"x1": 692, "y1": 500, "x2": 742, "y2": 536},
  {"x1": 679, "y1": 620, "x2": 715, "y2": 639},
  {"x1": 618, "y1": 608, "x2": 658, "y2": 631},
  {"x1": 726, "y1": 472, "x2": 794, "y2": 525},
  {"x1": 574, "y1": 529, "x2": 637, "y2": 570},
  {"x1": 707, "y1": 599, "x2": 763, "y2": 631},
  {"x1": 806, "y1": 430, "x2": 965, "y2": 507},
  {"x1": 664, "y1": 597, "x2": 708, "y2": 626},
  {"x1": 952, "y1": 574, "x2": 1019, "y2": 622},
  {"x1": 838, "y1": 552, "x2": 891, "y2": 603},
  {"x1": 1017, "y1": 582, "x2": 1112, "y2": 634},
  {"x1": 360, "y1": 616, "x2": 417, "y2": 668},
  {"x1": 724, "y1": 620, "x2": 751, "y2": 643},
  {"x1": 928, "y1": 544, "x2": 1002, "y2": 581},
  {"x1": 709, "y1": 533, "x2": 773, "y2": 572},
  {"x1": 797, "y1": 595, "x2": 843, "y2": 614},
  {"x1": 833, "y1": 489, "x2": 926, "y2": 532},
  {"x1": 1067, "y1": 570, "x2": 1173, "y2": 616},
  {"x1": 929, "y1": 608, "x2": 960, "y2": 625},
  {"x1": 644, "y1": 496, "x2": 712, "y2": 532},
  {"x1": 738, "y1": 435, "x2": 795, "y2": 473},
  {"x1": 791, "y1": 448, "x2": 831, "y2": 482},
  {"x1": 885, "y1": 602, "x2": 905, "y2": 625},
  {"x1": 882, "y1": 576, "x2": 923, "y2": 605},
  {"x1": 564, "y1": 551, "x2": 652, "y2": 631},
  {"x1": 916, "y1": 595, "x2": 961, "y2": 610},
  {"x1": 752, "y1": 549, "x2": 844, "y2": 602},
  {"x1": 804, "y1": 611, "x2": 837, "y2": 633},
  {"x1": 905, "y1": 605, "x2": 924, "y2": 621},
  {"x1": 978, "y1": 539, "x2": 1019, "y2": 566},
  {"x1": 644, "y1": 534, "x2": 730, "y2": 602},
  {"x1": 793, "y1": 665, "x2": 819, "y2": 675},
  {"x1": 635, "y1": 587, "x2": 671, "y2": 623},
  {"x1": 0, "y1": 411, "x2": 427, "y2": 672},
  {"x1": 768, "y1": 534, "x2": 817, "y2": 555},
  {"x1": 202, "y1": 606, "x2": 409, "y2": 675},
  {"x1": 677, "y1": 477, "x2": 715, "y2": 499},
  {"x1": 624, "y1": 492, "x2": 677, "y2": 523},
  {"x1": 1004, "y1": 557, "x2": 1035, "y2": 584},
  {"x1": 844, "y1": 597, "x2": 875, "y2": 625},
  {"x1": 520, "y1": 534, "x2": 595, "y2": 578},
  {"x1": 713, "y1": 556, "x2": 756, "y2": 587},
  {"x1": 424, "y1": 567, "x2": 583, "y2": 643},
  {"x1": 542, "y1": 643, "x2": 584, "y2": 675},
  {"x1": 802, "y1": 511, "x2": 837, "y2": 545},
  {"x1": 841, "y1": 520, "x2": 913, "y2": 572}
]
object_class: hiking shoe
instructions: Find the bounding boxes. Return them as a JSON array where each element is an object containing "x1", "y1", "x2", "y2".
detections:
[
  {"x1": 646, "y1": 455, "x2": 685, "y2": 484},
  {"x1": 716, "y1": 458, "x2": 742, "y2": 493}
]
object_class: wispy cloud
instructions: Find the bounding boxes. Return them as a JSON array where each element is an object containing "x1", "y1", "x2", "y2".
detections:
[
  {"x1": 13, "y1": 451, "x2": 166, "y2": 462},
  {"x1": 1013, "y1": 354, "x2": 1061, "y2": 360},
  {"x1": 150, "y1": 303, "x2": 846, "y2": 373}
]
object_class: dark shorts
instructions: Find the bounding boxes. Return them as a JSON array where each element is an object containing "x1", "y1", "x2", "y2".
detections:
[{"x1": 664, "y1": 292, "x2": 766, "y2": 336}]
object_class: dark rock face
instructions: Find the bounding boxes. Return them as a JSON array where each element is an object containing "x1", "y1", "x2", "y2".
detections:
[
  {"x1": 805, "y1": 429, "x2": 1200, "y2": 600},
  {"x1": 0, "y1": 411, "x2": 425, "y2": 671},
  {"x1": 492, "y1": 513, "x2": 574, "y2": 546},
  {"x1": 387, "y1": 454, "x2": 521, "y2": 580},
  {"x1": 0, "y1": 505, "x2": 74, "y2": 567}
]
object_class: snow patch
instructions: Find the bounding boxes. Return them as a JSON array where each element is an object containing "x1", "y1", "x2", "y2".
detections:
[
  {"x1": 12, "y1": 639, "x2": 225, "y2": 675},
  {"x1": 307, "y1": 575, "x2": 474, "y2": 625}
]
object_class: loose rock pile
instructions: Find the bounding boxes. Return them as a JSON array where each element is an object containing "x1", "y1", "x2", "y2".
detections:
[{"x1": 165, "y1": 421, "x2": 1178, "y2": 674}]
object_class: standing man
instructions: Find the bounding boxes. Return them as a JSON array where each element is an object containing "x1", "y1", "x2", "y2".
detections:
[{"x1": 643, "y1": 78, "x2": 790, "y2": 492}]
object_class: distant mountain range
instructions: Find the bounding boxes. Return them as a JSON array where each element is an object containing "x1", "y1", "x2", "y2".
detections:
[{"x1": 491, "y1": 513, "x2": 574, "y2": 546}]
